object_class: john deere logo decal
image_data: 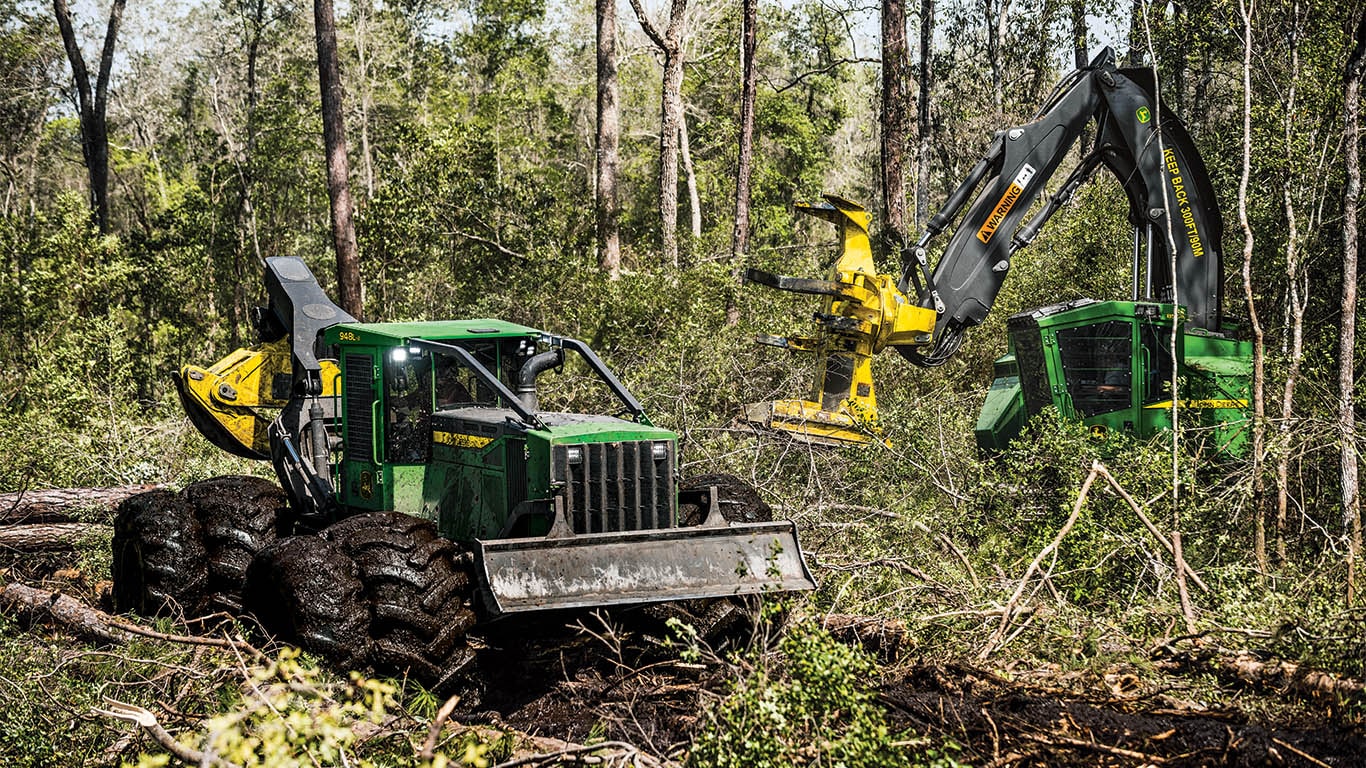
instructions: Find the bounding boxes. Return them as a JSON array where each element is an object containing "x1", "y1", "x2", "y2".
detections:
[
  {"x1": 976, "y1": 164, "x2": 1036, "y2": 244},
  {"x1": 1137, "y1": 106, "x2": 1152, "y2": 123}
]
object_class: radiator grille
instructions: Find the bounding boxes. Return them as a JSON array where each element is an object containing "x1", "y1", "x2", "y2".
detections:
[
  {"x1": 552, "y1": 441, "x2": 675, "y2": 533},
  {"x1": 344, "y1": 354, "x2": 375, "y2": 463}
]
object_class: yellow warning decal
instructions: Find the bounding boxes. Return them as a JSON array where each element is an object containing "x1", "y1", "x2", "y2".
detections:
[
  {"x1": 433, "y1": 430, "x2": 493, "y2": 449},
  {"x1": 977, "y1": 164, "x2": 1037, "y2": 244},
  {"x1": 1162, "y1": 148, "x2": 1206, "y2": 258},
  {"x1": 1144, "y1": 399, "x2": 1248, "y2": 410}
]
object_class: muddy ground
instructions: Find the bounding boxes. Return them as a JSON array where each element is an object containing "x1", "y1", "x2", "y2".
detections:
[
  {"x1": 3, "y1": 545, "x2": 1363, "y2": 766},
  {"x1": 463, "y1": 613, "x2": 1366, "y2": 767}
]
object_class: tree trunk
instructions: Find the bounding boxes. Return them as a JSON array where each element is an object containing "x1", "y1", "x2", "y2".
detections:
[
  {"x1": 1126, "y1": 0, "x2": 1145, "y2": 64},
  {"x1": 728, "y1": 0, "x2": 758, "y2": 325},
  {"x1": 628, "y1": 0, "x2": 689, "y2": 269},
  {"x1": 0, "y1": 484, "x2": 162, "y2": 525},
  {"x1": 915, "y1": 0, "x2": 934, "y2": 230},
  {"x1": 1342, "y1": 10, "x2": 1365, "y2": 606},
  {"x1": 680, "y1": 107, "x2": 702, "y2": 241},
  {"x1": 983, "y1": 0, "x2": 1008, "y2": 114},
  {"x1": 881, "y1": 0, "x2": 910, "y2": 252},
  {"x1": 314, "y1": 0, "x2": 363, "y2": 317},
  {"x1": 1275, "y1": 5, "x2": 1307, "y2": 567},
  {"x1": 52, "y1": 0, "x2": 127, "y2": 233},
  {"x1": 596, "y1": 0, "x2": 622, "y2": 279},
  {"x1": 0, "y1": 583, "x2": 134, "y2": 645},
  {"x1": 660, "y1": 44, "x2": 684, "y2": 267},
  {"x1": 0, "y1": 523, "x2": 109, "y2": 551},
  {"x1": 354, "y1": 7, "x2": 376, "y2": 198},
  {"x1": 1070, "y1": 0, "x2": 1088, "y2": 68},
  {"x1": 730, "y1": 0, "x2": 758, "y2": 262},
  {"x1": 1070, "y1": 0, "x2": 1090, "y2": 155},
  {"x1": 1237, "y1": 0, "x2": 1267, "y2": 575}
]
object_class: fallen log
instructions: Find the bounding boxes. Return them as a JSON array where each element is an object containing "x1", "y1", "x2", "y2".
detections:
[
  {"x1": 0, "y1": 582, "x2": 262, "y2": 654},
  {"x1": 0, "y1": 582, "x2": 133, "y2": 644},
  {"x1": 0, "y1": 522, "x2": 110, "y2": 550},
  {"x1": 820, "y1": 613, "x2": 909, "y2": 661},
  {"x1": 0, "y1": 484, "x2": 160, "y2": 525},
  {"x1": 1224, "y1": 652, "x2": 1365, "y2": 701}
]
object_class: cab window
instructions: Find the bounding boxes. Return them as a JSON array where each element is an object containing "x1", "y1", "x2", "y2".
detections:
[{"x1": 385, "y1": 349, "x2": 432, "y2": 463}]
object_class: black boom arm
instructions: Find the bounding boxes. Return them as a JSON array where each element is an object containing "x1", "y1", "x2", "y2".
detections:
[{"x1": 897, "y1": 47, "x2": 1224, "y2": 367}]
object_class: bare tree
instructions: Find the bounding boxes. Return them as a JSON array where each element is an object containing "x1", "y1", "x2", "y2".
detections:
[
  {"x1": 1126, "y1": 0, "x2": 1144, "y2": 64},
  {"x1": 881, "y1": 0, "x2": 910, "y2": 251},
  {"x1": 1342, "y1": 9, "x2": 1366, "y2": 605},
  {"x1": 597, "y1": 0, "x2": 621, "y2": 279},
  {"x1": 52, "y1": 0, "x2": 127, "y2": 233},
  {"x1": 1236, "y1": 0, "x2": 1267, "y2": 574},
  {"x1": 314, "y1": 0, "x2": 362, "y2": 316},
  {"x1": 1274, "y1": 1, "x2": 1324, "y2": 565},
  {"x1": 680, "y1": 108, "x2": 701, "y2": 240},
  {"x1": 730, "y1": 0, "x2": 758, "y2": 262},
  {"x1": 628, "y1": 0, "x2": 688, "y2": 268},
  {"x1": 983, "y1": 0, "x2": 1012, "y2": 113},
  {"x1": 1069, "y1": 0, "x2": 1087, "y2": 68},
  {"x1": 914, "y1": 0, "x2": 933, "y2": 229}
]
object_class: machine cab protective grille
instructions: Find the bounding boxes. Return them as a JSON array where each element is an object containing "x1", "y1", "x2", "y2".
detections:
[
  {"x1": 1056, "y1": 320, "x2": 1133, "y2": 417},
  {"x1": 552, "y1": 441, "x2": 676, "y2": 534},
  {"x1": 1011, "y1": 327, "x2": 1052, "y2": 417}
]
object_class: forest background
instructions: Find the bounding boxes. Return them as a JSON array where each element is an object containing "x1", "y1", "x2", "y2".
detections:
[{"x1": 1, "y1": 0, "x2": 1366, "y2": 763}]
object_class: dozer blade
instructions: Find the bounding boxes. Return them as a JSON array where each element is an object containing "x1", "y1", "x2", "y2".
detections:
[{"x1": 474, "y1": 521, "x2": 815, "y2": 615}]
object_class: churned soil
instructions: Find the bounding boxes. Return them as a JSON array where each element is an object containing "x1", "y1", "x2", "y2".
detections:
[{"x1": 464, "y1": 615, "x2": 1365, "y2": 767}]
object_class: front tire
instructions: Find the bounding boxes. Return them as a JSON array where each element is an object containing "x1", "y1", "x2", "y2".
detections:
[
  {"x1": 679, "y1": 473, "x2": 774, "y2": 526},
  {"x1": 242, "y1": 536, "x2": 371, "y2": 669},
  {"x1": 323, "y1": 512, "x2": 478, "y2": 692},
  {"x1": 182, "y1": 475, "x2": 289, "y2": 612}
]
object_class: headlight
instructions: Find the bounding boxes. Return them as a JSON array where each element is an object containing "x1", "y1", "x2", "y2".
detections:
[
  {"x1": 565, "y1": 445, "x2": 584, "y2": 464},
  {"x1": 651, "y1": 441, "x2": 669, "y2": 461}
]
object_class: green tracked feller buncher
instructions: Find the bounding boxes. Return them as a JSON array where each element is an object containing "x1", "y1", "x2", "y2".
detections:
[
  {"x1": 112, "y1": 257, "x2": 814, "y2": 691},
  {"x1": 745, "y1": 48, "x2": 1252, "y2": 453}
]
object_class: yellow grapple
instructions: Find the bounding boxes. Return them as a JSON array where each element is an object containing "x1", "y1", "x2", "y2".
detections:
[
  {"x1": 175, "y1": 337, "x2": 340, "y2": 459},
  {"x1": 743, "y1": 196, "x2": 936, "y2": 445}
]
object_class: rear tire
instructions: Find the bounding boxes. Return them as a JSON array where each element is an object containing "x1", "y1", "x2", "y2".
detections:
[
  {"x1": 112, "y1": 490, "x2": 209, "y2": 616},
  {"x1": 323, "y1": 512, "x2": 478, "y2": 692},
  {"x1": 242, "y1": 536, "x2": 371, "y2": 669},
  {"x1": 182, "y1": 475, "x2": 289, "y2": 612}
]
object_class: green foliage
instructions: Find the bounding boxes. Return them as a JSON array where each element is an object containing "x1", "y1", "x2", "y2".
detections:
[
  {"x1": 687, "y1": 619, "x2": 963, "y2": 768},
  {"x1": 128, "y1": 647, "x2": 491, "y2": 768}
]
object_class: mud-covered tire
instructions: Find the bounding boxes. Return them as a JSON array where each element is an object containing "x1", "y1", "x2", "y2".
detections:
[
  {"x1": 182, "y1": 475, "x2": 290, "y2": 612},
  {"x1": 112, "y1": 490, "x2": 209, "y2": 616},
  {"x1": 679, "y1": 473, "x2": 774, "y2": 526},
  {"x1": 242, "y1": 536, "x2": 371, "y2": 669},
  {"x1": 323, "y1": 512, "x2": 478, "y2": 692}
]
